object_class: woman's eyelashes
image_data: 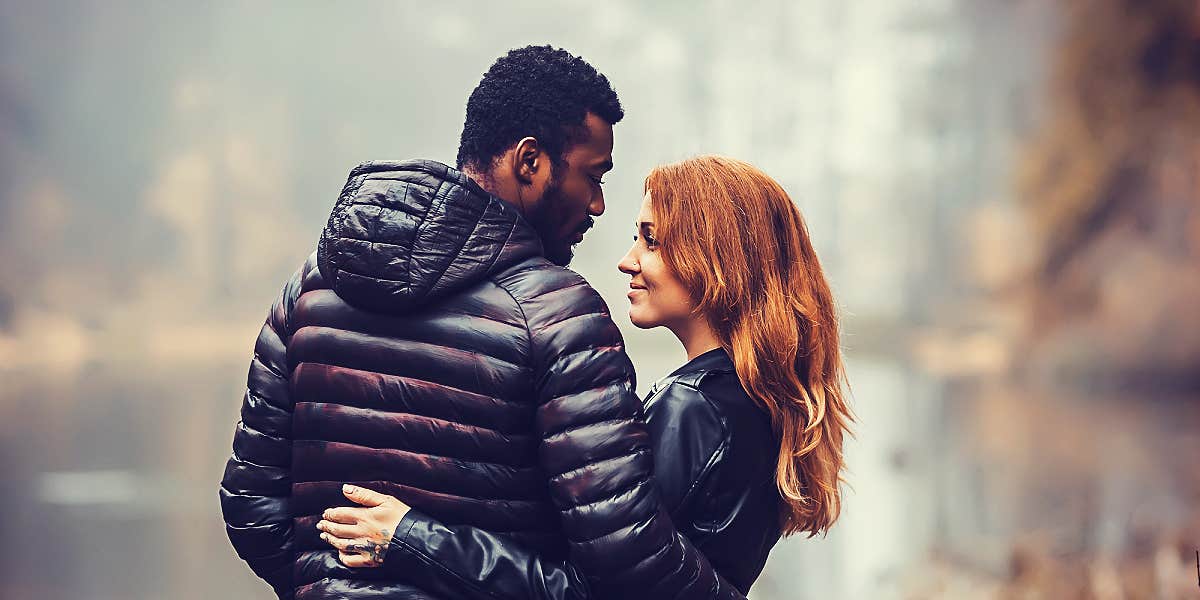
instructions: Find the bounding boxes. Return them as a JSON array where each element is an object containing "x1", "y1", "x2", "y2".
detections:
[{"x1": 633, "y1": 232, "x2": 659, "y2": 248}]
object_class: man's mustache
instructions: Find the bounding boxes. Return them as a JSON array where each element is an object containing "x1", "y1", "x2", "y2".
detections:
[{"x1": 575, "y1": 218, "x2": 595, "y2": 235}]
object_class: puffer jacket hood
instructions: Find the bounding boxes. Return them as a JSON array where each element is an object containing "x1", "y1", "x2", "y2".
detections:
[{"x1": 316, "y1": 159, "x2": 543, "y2": 312}]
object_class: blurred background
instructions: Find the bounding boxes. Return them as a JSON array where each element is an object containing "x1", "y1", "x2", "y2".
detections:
[{"x1": 1, "y1": 1, "x2": 1197, "y2": 598}]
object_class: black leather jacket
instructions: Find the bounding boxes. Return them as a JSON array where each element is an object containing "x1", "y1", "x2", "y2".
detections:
[
  {"x1": 377, "y1": 348, "x2": 783, "y2": 599},
  {"x1": 219, "y1": 160, "x2": 767, "y2": 599}
]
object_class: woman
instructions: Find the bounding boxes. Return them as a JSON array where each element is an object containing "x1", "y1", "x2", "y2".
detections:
[{"x1": 317, "y1": 155, "x2": 854, "y2": 597}]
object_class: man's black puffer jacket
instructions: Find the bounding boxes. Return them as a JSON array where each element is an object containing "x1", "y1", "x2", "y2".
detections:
[{"x1": 219, "y1": 160, "x2": 744, "y2": 599}]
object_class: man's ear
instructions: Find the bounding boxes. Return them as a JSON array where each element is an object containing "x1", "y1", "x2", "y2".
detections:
[{"x1": 512, "y1": 137, "x2": 542, "y2": 185}]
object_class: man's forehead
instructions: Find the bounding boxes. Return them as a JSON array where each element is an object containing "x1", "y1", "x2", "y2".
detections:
[
  {"x1": 562, "y1": 113, "x2": 613, "y2": 168},
  {"x1": 580, "y1": 113, "x2": 614, "y2": 153},
  {"x1": 577, "y1": 144, "x2": 613, "y2": 169}
]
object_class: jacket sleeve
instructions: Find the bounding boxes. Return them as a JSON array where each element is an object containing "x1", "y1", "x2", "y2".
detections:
[
  {"x1": 219, "y1": 255, "x2": 315, "y2": 600},
  {"x1": 379, "y1": 508, "x2": 591, "y2": 600},
  {"x1": 374, "y1": 273, "x2": 746, "y2": 599},
  {"x1": 528, "y1": 301, "x2": 748, "y2": 600}
]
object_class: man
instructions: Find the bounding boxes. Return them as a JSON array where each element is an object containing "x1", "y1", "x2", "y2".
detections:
[{"x1": 220, "y1": 45, "x2": 738, "y2": 600}]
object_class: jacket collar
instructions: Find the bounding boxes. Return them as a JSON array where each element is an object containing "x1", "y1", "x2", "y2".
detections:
[{"x1": 666, "y1": 347, "x2": 734, "y2": 378}]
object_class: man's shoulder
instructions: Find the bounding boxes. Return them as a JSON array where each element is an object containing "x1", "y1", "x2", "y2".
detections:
[
  {"x1": 489, "y1": 259, "x2": 621, "y2": 351},
  {"x1": 491, "y1": 259, "x2": 606, "y2": 312}
]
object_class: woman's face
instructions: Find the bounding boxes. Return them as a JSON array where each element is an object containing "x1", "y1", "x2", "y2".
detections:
[{"x1": 618, "y1": 191, "x2": 696, "y2": 330}]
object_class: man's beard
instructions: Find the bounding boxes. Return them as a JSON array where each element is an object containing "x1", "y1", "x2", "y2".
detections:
[{"x1": 529, "y1": 178, "x2": 578, "y2": 267}]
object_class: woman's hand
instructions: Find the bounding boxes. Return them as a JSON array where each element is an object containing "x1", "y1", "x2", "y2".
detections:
[{"x1": 317, "y1": 484, "x2": 412, "y2": 568}]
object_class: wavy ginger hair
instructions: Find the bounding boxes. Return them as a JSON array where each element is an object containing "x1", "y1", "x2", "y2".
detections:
[{"x1": 645, "y1": 155, "x2": 852, "y2": 537}]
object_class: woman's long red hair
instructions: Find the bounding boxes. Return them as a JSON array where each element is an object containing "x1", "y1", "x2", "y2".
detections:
[{"x1": 646, "y1": 156, "x2": 853, "y2": 537}]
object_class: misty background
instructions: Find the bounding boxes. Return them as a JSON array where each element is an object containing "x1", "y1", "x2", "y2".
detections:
[{"x1": 1, "y1": 1, "x2": 1197, "y2": 598}]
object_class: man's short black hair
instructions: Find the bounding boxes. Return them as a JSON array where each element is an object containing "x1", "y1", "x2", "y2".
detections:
[{"x1": 456, "y1": 45, "x2": 623, "y2": 172}]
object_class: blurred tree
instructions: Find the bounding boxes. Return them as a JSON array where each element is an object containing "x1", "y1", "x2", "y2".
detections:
[{"x1": 1017, "y1": 0, "x2": 1200, "y2": 388}]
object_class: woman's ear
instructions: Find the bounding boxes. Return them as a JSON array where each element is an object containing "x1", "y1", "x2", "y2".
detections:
[{"x1": 512, "y1": 136, "x2": 542, "y2": 185}]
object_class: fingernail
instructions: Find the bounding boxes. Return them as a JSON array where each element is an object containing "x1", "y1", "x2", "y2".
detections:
[{"x1": 343, "y1": 484, "x2": 356, "y2": 494}]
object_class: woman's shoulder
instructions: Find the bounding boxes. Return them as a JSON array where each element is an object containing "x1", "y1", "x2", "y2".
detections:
[
  {"x1": 642, "y1": 352, "x2": 782, "y2": 590},
  {"x1": 642, "y1": 350, "x2": 776, "y2": 512},
  {"x1": 644, "y1": 370, "x2": 727, "y2": 426},
  {"x1": 646, "y1": 347, "x2": 733, "y2": 404},
  {"x1": 647, "y1": 356, "x2": 771, "y2": 439},
  {"x1": 641, "y1": 371, "x2": 732, "y2": 514},
  {"x1": 645, "y1": 349, "x2": 771, "y2": 434}
]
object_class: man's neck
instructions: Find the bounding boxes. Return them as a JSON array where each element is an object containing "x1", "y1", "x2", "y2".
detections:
[{"x1": 463, "y1": 167, "x2": 525, "y2": 217}]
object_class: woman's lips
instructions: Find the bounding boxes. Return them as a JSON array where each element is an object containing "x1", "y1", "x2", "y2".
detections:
[{"x1": 627, "y1": 283, "x2": 646, "y2": 300}]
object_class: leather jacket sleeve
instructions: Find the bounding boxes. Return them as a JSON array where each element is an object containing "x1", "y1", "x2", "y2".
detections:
[
  {"x1": 219, "y1": 255, "x2": 315, "y2": 600},
  {"x1": 381, "y1": 508, "x2": 591, "y2": 600}
]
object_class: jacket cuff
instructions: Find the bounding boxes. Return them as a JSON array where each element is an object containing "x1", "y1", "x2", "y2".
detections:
[{"x1": 380, "y1": 507, "x2": 430, "y2": 576}]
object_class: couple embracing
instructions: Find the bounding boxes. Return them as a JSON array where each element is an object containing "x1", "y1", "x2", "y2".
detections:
[{"x1": 220, "y1": 45, "x2": 853, "y2": 600}]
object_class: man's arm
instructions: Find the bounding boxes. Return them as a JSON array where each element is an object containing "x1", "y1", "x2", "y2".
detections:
[
  {"x1": 529, "y1": 300, "x2": 747, "y2": 599},
  {"x1": 478, "y1": 270, "x2": 744, "y2": 598},
  {"x1": 219, "y1": 255, "x2": 315, "y2": 599}
]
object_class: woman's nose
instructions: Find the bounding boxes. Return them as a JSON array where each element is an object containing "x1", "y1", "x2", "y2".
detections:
[{"x1": 617, "y1": 246, "x2": 640, "y2": 275}]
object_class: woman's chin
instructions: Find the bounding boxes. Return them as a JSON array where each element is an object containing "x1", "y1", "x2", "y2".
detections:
[{"x1": 628, "y1": 310, "x2": 658, "y2": 330}]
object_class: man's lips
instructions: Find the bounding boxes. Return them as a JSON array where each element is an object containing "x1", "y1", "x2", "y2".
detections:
[{"x1": 571, "y1": 218, "x2": 595, "y2": 244}]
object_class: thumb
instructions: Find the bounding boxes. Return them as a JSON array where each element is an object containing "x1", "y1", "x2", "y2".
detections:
[{"x1": 342, "y1": 484, "x2": 387, "y2": 508}]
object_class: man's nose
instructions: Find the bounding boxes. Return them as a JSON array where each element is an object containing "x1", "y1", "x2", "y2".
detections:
[{"x1": 589, "y1": 194, "x2": 605, "y2": 217}]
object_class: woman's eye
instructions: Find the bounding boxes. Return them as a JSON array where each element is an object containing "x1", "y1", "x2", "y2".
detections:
[{"x1": 634, "y1": 232, "x2": 658, "y2": 248}]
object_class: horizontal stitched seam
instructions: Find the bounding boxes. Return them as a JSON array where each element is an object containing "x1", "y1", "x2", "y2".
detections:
[
  {"x1": 296, "y1": 439, "x2": 535, "y2": 471},
  {"x1": 547, "y1": 417, "x2": 633, "y2": 440},
  {"x1": 294, "y1": 327, "x2": 527, "y2": 372},
  {"x1": 554, "y1": 448, "x2": 649, "y2": 481}
]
